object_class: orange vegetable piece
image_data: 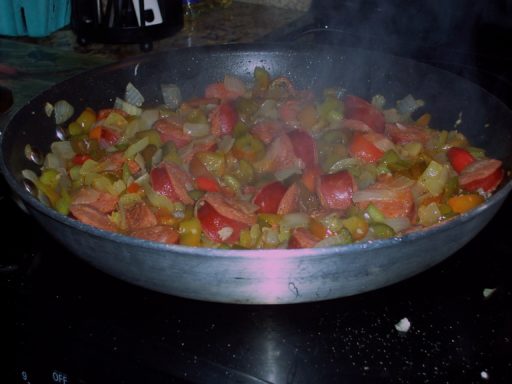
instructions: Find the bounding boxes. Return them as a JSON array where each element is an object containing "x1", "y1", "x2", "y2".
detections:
[
  {"x1": 447, "y1": 194, "x2": 484, "y2": 214},
  {"x1": 89, "y1": 125, "x2": 102, "y2": 140}
]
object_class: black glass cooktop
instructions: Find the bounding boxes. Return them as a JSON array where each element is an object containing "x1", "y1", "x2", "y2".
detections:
[
  {"x1": 4, "y1": 2, "x2": 512, "y2": 381},
  {"x1": 4, "y1": 177, "x2": 512, "y2": 384}
]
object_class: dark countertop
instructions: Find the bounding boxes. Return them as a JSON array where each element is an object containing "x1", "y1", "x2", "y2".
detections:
[{"x1": 0, "y1": 2, "x2": 307, "y2": 125}]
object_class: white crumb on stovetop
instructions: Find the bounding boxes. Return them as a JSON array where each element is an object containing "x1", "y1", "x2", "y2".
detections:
[
  {"x1": 483, "y1": 288, "x2": 496, "y2": 298},
  {"x1": 394, "y1": 317, "x2": 411, "y2": 333}
]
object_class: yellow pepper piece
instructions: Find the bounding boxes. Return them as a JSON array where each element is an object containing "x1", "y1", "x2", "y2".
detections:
[
  {"x1": 179, "y1": 217, "x2": 202, "y2": 246},
  {"x1": 342, "y1": 216, "x2": 369, "y2": 241},
  {"x1": 258, "y1": 213, "x2": 282, "y2": 228},
  {"x1": 76, "y1": 107, "x2": 97, "y2": 130},
  {"x1": 40, "y1": 168, "x2": 61, "y2": 189},
  {"x1": 447, "y1": 194, "x2": 484, "y2": 214}
]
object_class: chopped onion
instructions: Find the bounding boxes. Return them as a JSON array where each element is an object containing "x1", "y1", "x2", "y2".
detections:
[
  {"x1": 118, "y1": 118, "x2": 146, "y2": 144},
  {"x1": 258, "y1": 99, "x2": 278, "y2": 119},
  {"x1": 280, "y1": 213, "x2": 310, "y2": 230},
  {"x1": 44, "y1": 102, "x2": 54, "y2": 117},
  {"x1": 133, "y1": 153, "x2": 147, "y2": 175},
  {"x1": 315, "y1": 233, "x2": 351, "y2": 248},
  {"x1": 217, "y1": 135, "x2": 235, "y2": 153},
  {"x1": 44, "y1": 153, "x2": 64, "y2": 170},
  {"x1": 54, "y1": 100, "x2": 74, "y2": 124},
  {"x1": 383, "y1": 217, "x2": 411, "y2": 233},
  {"x1": 329, "y1": 157, "x2": 361, "y2": 173},
  {"x1": 125, "y1": 82, "x2": 144, "y2": 107},
  {"x1": 353, "y1": 189, "x2": 399, "y2": 202},
  {"x1": 139, "y1": 109, "x2": 160, "y2": 128},
  {"x1": 183, "y1": 122, "x2": 210, "y2": 137},
  {"x1": 114, "y1": 97, "x2": 142, "y2": 116},
  {"x1": 224, "y1": 74, "x2": 246, "y2": 95},
  {"x1": 397, "y1": 94, "x2": 424, "y2": 116},
  {"x1": 383, "y1": 108, "x2": 402, "y2": 123},
  {"x1": 371, "y1": 94, "x2": 386, "y2": 109},
  {"x1": 51, "y1": 140, "x2": 75, "y2": 160},
  {"x1": 161, "y1": 83, "x2": 182, "y2": 109},
  {"x1": 418, "y1": 202, "x2": 442, "y2": 226},
  {"x1": 372, "y1": 135, "x2": 395, "y2": 152},
  {"x1": 151, "y1": 148, "x2": 163, "y2": 167},
  {"x1": 387, "y1": 175, "x2": 415, "y2": 190},
  {"x1": 124, "y1": 137, "x2": 149, "y2": 159},
  {"x1": 274, "y1": 166, "x2": 302, "y2": 181}
]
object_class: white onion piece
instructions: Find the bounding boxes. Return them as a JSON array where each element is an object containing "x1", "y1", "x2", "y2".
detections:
[
  {"x1": 258, "y1": 99, "x2": 278, "y2": 119},
  {"x1": 183, "y1": 122, "x2": 210, "y2": 137},
  {"x1": 51, "y1": 140, "x2": 75, "y2": 160},
  {"x1": 114, "y1": 97, "x2": 142, "y2": 116},
  {"x1": 397, "y1": 94, "x2": 424, "y2": 116},
  {"x1": 139, "y1": 109, "x2": 160, "y2": 128},
  {"x1": 372, "y1": 135, "x2": 395, "y2": 152},
  {"x1": 371, "y1": 94, "x2": 386, "y2": 109},
  {"x1": 315, "y1": 234, "x2": 350, "y2": 248},
  {"x1": 280, "y1": 212, "x2": 310, "y2": 230},
  {"x1": 329, "y1": 157, "x2": 361, "y2": 173},
  {"x1": 224, "y1": 74, "x2": 246, "y2": 95},
  {"x1": 124, "y1": 137, "x2": 149, "y2": 159},
  {"x1": 54, "y1": 100, "x2": 74, "y2": 124},
  {"x1": 161, "y1": 84, "x2": 182, "y2": 109},
  {"x1": 217, "y1": 135, "x2": 235, "y2": 153},
  {"x1": 44, "y1": 153, "x2": 64, "y2": 170},
  {"x1": 125, "y1": 82, "x2": 145, "y2": 107},
  {"x1": 352, "y1": 189, "x2": 399, "y2": 202},
  {"x1": 383, "y1": 217, "x2": 411, "y2": 233},
  {"x1": 387, "y1": 176, "x2": 415, "y2": 190},
  {"x1": 151, "y1": 148, "x2": 163, "y2": 167},
  {"x1": 44, "y1": 102, "x2": 54, "y2": 117},
  {"x1": 274, "y1": 166, "x2": 302, "y2": 181}
]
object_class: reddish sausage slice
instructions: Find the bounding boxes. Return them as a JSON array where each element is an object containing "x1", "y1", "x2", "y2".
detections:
[
  {"x1": 209, "y1": 103, "x2": 238, "y2": 136},
  {"x1": 124, "y1": 201, "x2": 158, "y2": 231},
  {"x1": 130, "y1": 225, "x2": 179, "y2": 244},
  {"x1": 71, "y1": 188, "x2": 118, "y2": 213},
  {"x1": 202, "y1": 192, "x2": 257, "y2": 225},
  {"x1": 277, "y1": 182, "x2": 300, "y2": 215},
  {"x1": 154, "y1": 118, "x2": 191, "y2": 148},
  {"x1": 385, "y1": 123, "x2": 431, "y2": 144},
  {"x1": 288, "y1": 228, "x2": 319, "y2": 249},
  {"x1": 70, "y1": 204, "x2": 117, "y2": 232},
  {"x1": 459, "y1": 159, "x2": 504, "y2": 193},
  {"x1": 253, "y1": 181, "x2": 288, "y2": 214},
  {"x1": 196, "y1": 201, "x2": 250, "y2": 244},
  {"x1": 343, "y1": 95, "x2": 385, "y2": 133},
  {"x1": 316, "y1": 170, "x2": 356, "y2": 210}
]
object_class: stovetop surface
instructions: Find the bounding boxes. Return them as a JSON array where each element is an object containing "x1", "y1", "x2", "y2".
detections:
[
  {"x1": 4, "y1": 5, "x2": 512, "y2": 381},
  {"x1": 4, "y1": 177, "x2": 512, "y2": 384}
]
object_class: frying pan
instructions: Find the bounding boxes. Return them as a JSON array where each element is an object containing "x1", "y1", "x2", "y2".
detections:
[{"x1": 1, "y1": 44, "x2": 511, "y2": 304}]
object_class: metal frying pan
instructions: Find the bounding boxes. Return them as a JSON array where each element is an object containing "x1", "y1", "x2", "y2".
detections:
[{"x1": 1, "y1": 44, "x2": 511, "y2": 304}]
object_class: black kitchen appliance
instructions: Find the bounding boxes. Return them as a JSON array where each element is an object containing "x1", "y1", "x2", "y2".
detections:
[
  {"x1": 70, "y1": 0, "x2": 183, "y2": 51},
  {"x1": 6, "y1": 1, "x2": 512, "y2": 383}
]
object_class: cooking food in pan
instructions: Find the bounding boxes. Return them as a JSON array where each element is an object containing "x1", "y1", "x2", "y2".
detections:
[{"x1": 23, "y1": 68, "x2": 505, "y2": 249}]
